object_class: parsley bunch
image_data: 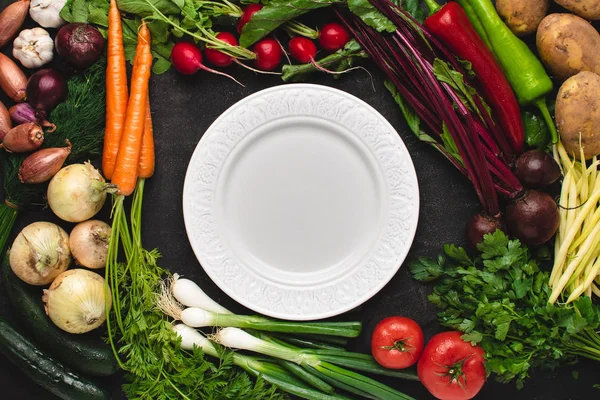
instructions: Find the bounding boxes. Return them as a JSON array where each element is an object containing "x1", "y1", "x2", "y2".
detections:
[{"x1": 410, "y1": 231, "x2": 600, "y2": 389}]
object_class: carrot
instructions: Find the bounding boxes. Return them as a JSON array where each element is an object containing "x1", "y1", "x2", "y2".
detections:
[
  {"x1": 103, "y1": 0, "x2": 129, "y2": 180},
  {"x1": 111, "y1": 22, "x2": 152, "y2": 196},
  {"x1": 138, "y1": 95, "x2": 155, "y2": 178}
]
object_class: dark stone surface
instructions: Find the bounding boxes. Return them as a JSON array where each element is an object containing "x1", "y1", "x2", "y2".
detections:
[{"x1": 0, "y1": 2, "x2": 597, "y2": 399}]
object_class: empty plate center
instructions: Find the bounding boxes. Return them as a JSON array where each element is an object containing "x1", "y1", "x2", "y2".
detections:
[{"x1": 218, "y1": 116, "x2": 381, "y2": 274}]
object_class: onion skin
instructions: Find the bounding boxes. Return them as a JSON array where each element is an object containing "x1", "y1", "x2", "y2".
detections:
[
  {"x1": 26, "y1": 68, "x2": 68, "y2": 118},
  {"x1": 55, "y1": 23, "x2": 105, "y2": 69},
  {"x1": 515, "y1": 150, "x2": 561, "y2": 189},
  {"x1": 9, "y1": 221, "x2": 70, "y2": 286},
  {"x1": 69, "y1": 220, "x2": 110, "y2": 270},
  {"x1": 0, "y1": 101, "x2": 11, "y2": 141},
  {"x1": 1, "y1": 122, "x2": 44, "y2": 153},
  {"x1": 0, "y1": 0, "x2": 30, "y2": 48},
  {"x1": 0, "y1": 52, "x2": 27, "y2": 102},
  {"x1": 18, "y1": 140, "x2": 71, "y2": 184},
  {"x1": 505, "y1": 189, "x2": 560, "y2": 245},
  {"x1": 465, "y1": 213, "x2": 506, "y2": 249}
]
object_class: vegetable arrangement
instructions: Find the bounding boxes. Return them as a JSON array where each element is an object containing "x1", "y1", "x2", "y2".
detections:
[{"x1": 0, "y1": 0, "x2": 599, "y2": 398}]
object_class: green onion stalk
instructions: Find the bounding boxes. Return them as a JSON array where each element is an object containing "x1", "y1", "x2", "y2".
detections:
[
  {"x1": 0, "y1": 60, "x2": 106, "y2": 256},
  {"x1": 213, "y1": 327, "x2": 416, "y2": 400}
]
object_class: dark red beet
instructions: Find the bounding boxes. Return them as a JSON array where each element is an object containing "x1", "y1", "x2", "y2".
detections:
[
  {"x1": 514, "y1": 150, "x2": 561, "y2": 189},
  {"x1": 465, "y1": 213, "x2": 506, "y2": 249},
  {"x1": 505, "y1": 190, "x2": 559, "y2": 245}
]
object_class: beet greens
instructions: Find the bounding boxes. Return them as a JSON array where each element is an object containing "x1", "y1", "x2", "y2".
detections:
[{"x1": 337, "y1": 0, "x2": 559, "y2": 245}]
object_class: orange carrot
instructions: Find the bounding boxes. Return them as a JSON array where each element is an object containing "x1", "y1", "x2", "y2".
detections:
[
  {"x1": 102, "y1": 0, "x2": 128, "y2": 180},
  {"x1": 138, "y1": 95, "x2": 155, "y2": 178},
  {"x1": 111, "y1": 22, "x2": 152, "y2": 196}
]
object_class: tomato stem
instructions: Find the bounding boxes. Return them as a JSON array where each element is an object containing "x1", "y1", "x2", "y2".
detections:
[
  {"x1": 433, "y1": 354, "x2": 474, "y2": 390},
  {"x1": 381, "y1": 338, "x2": 415, "y2": 353}
]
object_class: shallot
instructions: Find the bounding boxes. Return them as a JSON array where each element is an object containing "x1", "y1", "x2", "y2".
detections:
[
  {"x1": 0, "y1": 100, "x2": 11, "y2": 141},
  {"x1": 1, "y1": 122, "x2": 44, "y2": 152},
  {"x1": 18, "y1": 140, "x2": 71, "y2": 183},
  {"x1": 9, "y1": 102, "x2": 55, "y2": 130},
  {"x1": 0, "y1": 52, "x2": 27, "y2": 102},
  {"x1": 0, "y1": 0, "x2": 30, "y2": 48}
]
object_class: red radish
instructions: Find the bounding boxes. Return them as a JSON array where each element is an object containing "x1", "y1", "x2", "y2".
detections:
[
  {"x1": 204, "y1": 32, "x2": 236, "y2": 67},
  {"x1": 237, "y1": 3, "x2": 263, "y2": 33},
  {"x1": 170, "y1": 42, "x2": 243, "y2": 85},
  {"x1": 319, "y1": 22, "x2": 350, "y2": 52},
  {"x1": 289, "y1": 37, "x2": 317, "y2": 64},
  {"x1": 253, "y1": 39, "x2": 282, "y2": 71}
]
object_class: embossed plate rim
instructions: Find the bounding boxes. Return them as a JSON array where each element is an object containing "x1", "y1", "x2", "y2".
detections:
[{"x1": 182, "y1": 84, "x2": 420, "y2": 320}]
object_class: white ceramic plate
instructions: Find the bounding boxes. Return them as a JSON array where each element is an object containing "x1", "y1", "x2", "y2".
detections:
[{"x1": 182, "y1": 84, "x2": 419, "y2": 320}]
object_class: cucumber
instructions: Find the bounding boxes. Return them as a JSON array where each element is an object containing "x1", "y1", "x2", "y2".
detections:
[
  {"x1": 1, "y1": 253, "x2": 120, "y2": 376},
  {"x1": 0, "y1": 316, "x2": 110, "y2": 400}
]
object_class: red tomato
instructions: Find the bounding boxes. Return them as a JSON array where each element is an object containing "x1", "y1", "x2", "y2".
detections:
[
  {"x1": 371, "y1": 316, "x2": 424, "y2": 369},
  {"x1": 418, "y1": 331, "x2": 486, "y2": 400}
]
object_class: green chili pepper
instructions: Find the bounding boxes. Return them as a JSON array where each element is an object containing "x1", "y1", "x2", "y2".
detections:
[{"x1": 459, "y1": 0, "x2": 558, "y2": 143}]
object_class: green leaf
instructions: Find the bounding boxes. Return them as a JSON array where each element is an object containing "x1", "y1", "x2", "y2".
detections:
[
  {"x1": 409, "y1": 256, "x2": 445, "y2": 282},
  {"x1": 461, "y1": 331, "x2": 483, "y2": 344},
  {"x1": 495, "y1": 321, "x2": 511, "y2": 341},
  {"x1": 239, "y1": 0, "x2": 340, "y2": 48},
  {"x1": 444, "y1": 244, "x2": 472, "y2": 266},
  {"x1": 432, "y1": 58, "x2": 481, "y2": 116},
  {"x1": 347, "y1": 0, "x2": 396, "y2": 33},
  {"x1": 60, "y1": 0, "x2": 91, "y2": 22},
  {"x1": 117, "y1": 0, "x2": 180, "y2": 17},
  {"x1": 439, "y1": 123, "x2": 463, "y2": 167},
  {"x1": 401, "y1": 0, "x2": 424, "y2": 23},
  {"x1": 458, "y1": 319, "x2": 476, "y2": 333}
]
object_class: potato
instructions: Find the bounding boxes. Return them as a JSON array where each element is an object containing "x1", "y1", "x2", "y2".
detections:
[
  {"x1": 556, "y1": 71, "x2": 600, "y2": 158},
  {"x1": 554, "y1": 0, "x2": 600, "y2": 20},
  {"x1": 536, "y1": 13, "x2": 600, "y2": 81},
  {"x1": 496, "y1": 0, "x2": 548, "y2": 37}
]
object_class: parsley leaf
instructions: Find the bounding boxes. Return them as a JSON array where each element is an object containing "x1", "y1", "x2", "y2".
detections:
[{"x1": 410, "y1": 231, "x2": 600, "y2": 386}]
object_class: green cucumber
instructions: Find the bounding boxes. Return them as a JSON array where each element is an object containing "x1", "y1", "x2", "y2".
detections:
[
  {"x1": 1, "y1": 253, "x2": 120, "y2": 376},
  {"x1": 0, "y1": 316, "x2": 110, "y2": 400}
]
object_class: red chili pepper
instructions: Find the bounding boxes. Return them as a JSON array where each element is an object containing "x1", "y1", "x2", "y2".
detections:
[{"x1": 423, "y1": 0, "x2": 524, "y2": 155}]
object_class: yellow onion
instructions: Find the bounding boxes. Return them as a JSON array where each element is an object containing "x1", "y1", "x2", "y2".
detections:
[{"x1": 42, "y1": 269, "x2": 111, "y2": 334}]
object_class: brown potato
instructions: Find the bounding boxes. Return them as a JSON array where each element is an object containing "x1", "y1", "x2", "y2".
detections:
[
  {"x1": 556, "y1": 71, "x2": 600, "y2": 159},
  {"x1": 536, "y1": 13, "x2": 600, "y2": 81},
  {"x1": 555, "y1": 0, "x2": 600, "y2": 20},
  {"x1": 496, "y1": 0, "x2": 548, "y2": 37}
]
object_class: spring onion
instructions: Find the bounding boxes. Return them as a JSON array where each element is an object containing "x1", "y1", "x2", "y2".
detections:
[
  {"x1": 159, "y1": 279, "x2": 362, "y2": 337},
  {"x1": 171, "y1": 274, "x2": 232, "y2": 314},
  {"x1": 173, "y1": 324, "x2": 351, "y2": 400},
  {"x1": 214, "y1": 327, "x2": 415, "y2": 400}
]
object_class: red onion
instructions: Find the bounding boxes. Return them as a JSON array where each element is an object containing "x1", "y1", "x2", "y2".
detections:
[
  {"x1": 26, "y1": 69, "x2": 68, "y2": 119},
  {"x1": 55, "y1": 23, "x2": 105, "y2": 69},
  {"x1": 9, "y1": 103, "x2": 55, "y2": 131}
]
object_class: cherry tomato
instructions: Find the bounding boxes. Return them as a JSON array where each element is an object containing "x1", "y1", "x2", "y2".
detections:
[
  {"x1": 418, "y1": 331, "x2": 486, "y2": 400},
  {"x1": 371, "y1": 316, "x2": 424, "y2": 369}
]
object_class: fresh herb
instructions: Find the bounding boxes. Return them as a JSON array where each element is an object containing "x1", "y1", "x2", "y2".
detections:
[
  {"x1": 410, "y1": 231, "x2": 600, "y2": 388},
  {"x1": 281, "y1": 39, "x2": 367, "y2": 82}
]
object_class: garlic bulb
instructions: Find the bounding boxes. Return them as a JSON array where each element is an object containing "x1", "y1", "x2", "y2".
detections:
[
  {"x1": 13, "y1": 27, "x2": 54, "y2": 68},
  {"x1": 29, "y1": 0, "x2": 66, "y2": 28},
  {"x1": 43, "y1": 269, "x2": 112, "y2": 334}
]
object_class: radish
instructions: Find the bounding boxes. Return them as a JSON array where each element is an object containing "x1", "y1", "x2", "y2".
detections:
[
  {"x1": 237, "y1": 3, "x2": 263, "y2": 33},
  {"x1": 253, "y1": 38, "x2": 282, "y2": 71},
  {"x1": 204, "y1": 32, "x2": 236, "y2": 67},
  {"x1": 319, "y1": 22, "x2": 350, "y2": 52},
  {"x1": 170, "y1": 42, "x2": 243, "y2": 85},
  {"x1": 289, "y1": 37, "x2": 317, "y2": 64}
]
